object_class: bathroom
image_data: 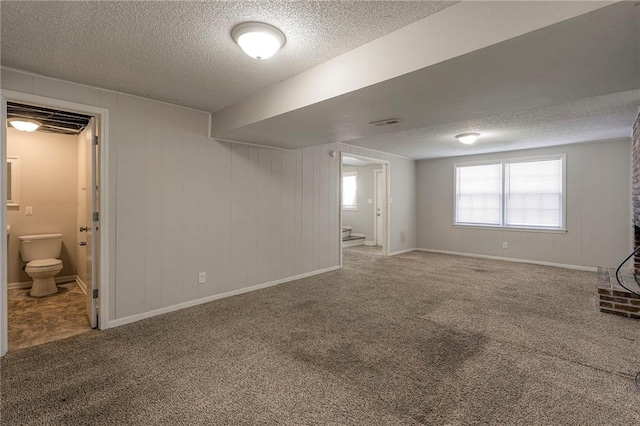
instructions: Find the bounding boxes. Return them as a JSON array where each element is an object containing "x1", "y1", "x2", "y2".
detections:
[{"x1": 5, "y1": 102, "x2": 96, "y2": 349}]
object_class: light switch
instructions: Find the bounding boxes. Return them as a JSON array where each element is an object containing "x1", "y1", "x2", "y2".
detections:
[{"x1": 25, "y1": 206, "x2": 33, "y2": 216}]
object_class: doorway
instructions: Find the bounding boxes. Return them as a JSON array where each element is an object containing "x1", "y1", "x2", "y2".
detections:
[
  {"x1": 340, "y1": 153, "x2": 390, "y2": 262},
  {"x1": 1, "y1": 91, "x2": 108, "y2": 355}
]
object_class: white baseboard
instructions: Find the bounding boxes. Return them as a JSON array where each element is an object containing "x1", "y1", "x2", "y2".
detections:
[
  {"x1": 76, "y1": 276, "x2": 87, "y2": 295},
  {"x1": 364, "y1": 240, "x2": 375, "y2": 246},
  {"x1": 108, "y1": 265, "x2": 341, "y2": 329},
  {"x1": 7, "y1": 275, "x2": 77, "y2": 290},
  {"x1": 415, "y1": 248, "x2": 597, "y2": 272},
  {"x1": 389, "y1": 248, "x2": 418, "y2": 256}
]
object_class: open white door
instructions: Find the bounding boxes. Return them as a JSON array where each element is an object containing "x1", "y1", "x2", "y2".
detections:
[
  {"x1": 375, "y1": 169, "x2": 386, "y2": 248},
  {"x1": 85, "y1": 117, "x2": 99, "y2": 328},
  {"x1": 1, "y1": 95, "x2": 8, "y2": 355}
]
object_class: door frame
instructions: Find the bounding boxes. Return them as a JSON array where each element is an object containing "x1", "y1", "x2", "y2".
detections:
[
  {"x1": 0, "y1": 89, "x2": 111, "y2": 356},
  {"x1": 339, "y1": 152, "x2": 390, "y2": 268}
]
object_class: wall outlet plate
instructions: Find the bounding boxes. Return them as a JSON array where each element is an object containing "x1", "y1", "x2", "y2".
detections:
[
  {"x1": 25, "y1": 206, "x2": 33, "y2": 216},
  {"x1": 198, "y1": 272, "x2": 206, "y2": 284},
  {"x1": 502, "y1": 242, "x2": 508, "y2": 249}
]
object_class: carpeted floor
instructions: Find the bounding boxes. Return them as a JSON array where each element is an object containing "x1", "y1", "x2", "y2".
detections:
[{"x1": 1, "y1": 251, "x2": 639, "y2": 425}]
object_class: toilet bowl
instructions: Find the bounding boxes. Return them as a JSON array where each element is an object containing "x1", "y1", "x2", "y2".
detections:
[{"x1": 18, "y1": 234, "x2": 64, "y2": 297}]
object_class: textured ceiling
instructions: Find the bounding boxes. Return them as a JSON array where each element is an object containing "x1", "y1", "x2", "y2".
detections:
[
  {"x1": 346, "y1": 90, "x2": 640, "y2": 159},
  {"x1": 0, "y1": 0, "x2": 457, "y2": 112}
]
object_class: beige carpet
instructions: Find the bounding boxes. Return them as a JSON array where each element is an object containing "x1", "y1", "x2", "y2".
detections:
[{"x1": 1, "y1": 251, "x2": 639, "y2": 425}]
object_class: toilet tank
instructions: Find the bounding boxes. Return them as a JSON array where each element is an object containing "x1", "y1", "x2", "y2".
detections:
[{"x1": 18, "y1": 234, "x2": 63, "y2": 262}]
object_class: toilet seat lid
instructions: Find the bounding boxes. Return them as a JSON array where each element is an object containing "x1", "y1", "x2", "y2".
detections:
[{"x1": 27, "y1": 258, "x2": 62, "y2": 268}]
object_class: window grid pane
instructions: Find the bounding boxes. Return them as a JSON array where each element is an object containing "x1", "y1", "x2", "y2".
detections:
[
  {"x1": 505, "y1": 159, "x2": 563, "y2": 228},
  {"x1": 456, "y1": 164, "x2": 502, "y2": 225}
]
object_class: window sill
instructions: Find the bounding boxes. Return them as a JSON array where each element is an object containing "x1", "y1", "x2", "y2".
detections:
[{"x1": 452, "y1": 224, "x2": 567, "y2": 234}]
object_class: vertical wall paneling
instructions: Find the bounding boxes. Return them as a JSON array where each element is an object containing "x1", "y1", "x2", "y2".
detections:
[
  {"x1": 328, "y1": 144, "x2": 338, "y2": 266},
  {"x1": 115, "y1": 95, "x2": 147, "y2": 318},
  {"x1": 295, "y1": 150, "x2": 304, "y2": 274},
  {"x1": 160, "y1": 105, "x2": 185, "y2": 307},
  {"x1": 270, "y1": 151, "x2": 283, "y2": 282},
  {"x1": 301, "y1": 148, "x2": 314, "y2": 272},
  {"x1": 230, "y1": 144, "x2": 250, "y2": 289},
  {"x1": 246, "y1": 148, "x2": 260, "y2": 286},
  {"x1": 197, "y1": 139, "x2": 218, "y2": 298},
  {"x1": 312, "y1": 146, "x2": 321, "y2": 270},
  {"x1": 257, "y1": 149, "x2": 273, "y2": 282},
  {"x1": 281, "y1": 151, "x2": 297, "y2": 278},
  {"x1": 144, "y1": 101, "x2": 163, "y2": 311},
  {"x1": 182, "y1": 111, "x2": 201, "y2": 302},
  {"x1": 217, "y1": 142, "x2": 233, "y2": 293}
]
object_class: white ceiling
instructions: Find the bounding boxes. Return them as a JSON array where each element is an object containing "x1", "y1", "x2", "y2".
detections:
[
  {"x1": 216, "y1": 1, "x2": 640, "y2": 158},
  {"x1": 0, "y1": 0, "x2": 457, "y2": 112}
]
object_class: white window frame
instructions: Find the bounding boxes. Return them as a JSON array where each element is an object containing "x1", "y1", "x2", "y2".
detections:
[
  {"x1": 453, "y1": 154, "x2": 567, "y2": 232},
  {"x1": 342, "y1": 171, "x2": 358, "y2": 211}
]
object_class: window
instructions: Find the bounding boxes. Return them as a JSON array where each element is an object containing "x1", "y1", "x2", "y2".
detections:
[
  {"x1": 455, "y1": 156, "x2": 565, "y2": 230},
  {"x1": 342, "y1": 171, "x2": 357, "y2": 211}
]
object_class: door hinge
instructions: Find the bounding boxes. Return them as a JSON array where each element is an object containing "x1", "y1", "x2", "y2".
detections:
[
  {"x1": 93, "y1": 135, "x2": 99, "y2": 145},
  {"x1": 92, "y1": 289, "x2": 99, "y2": 299},
  {"x1": 93, "y1": 212, "x2": 99, "y2": 222}
]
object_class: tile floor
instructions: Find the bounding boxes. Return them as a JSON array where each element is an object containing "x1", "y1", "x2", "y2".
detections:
[{"x1": 8, "y1": 282, "x2": 93, "y2": 350}]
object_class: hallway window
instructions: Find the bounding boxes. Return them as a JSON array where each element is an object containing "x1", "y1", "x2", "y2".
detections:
[{"x1": 342, "y1": 171, "x2": 358, "y2": 211}]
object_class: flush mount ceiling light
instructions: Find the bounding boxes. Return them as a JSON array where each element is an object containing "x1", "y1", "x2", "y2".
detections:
[
  {"x1": 7, "y1": 117, "x2": 42, "y2": 132},
  {"x1": 455, "y1": 133, "x2": 480, "y2": 145},
  {"x1": 232, "y1": 22, "x2": 286, "y2": 60}
]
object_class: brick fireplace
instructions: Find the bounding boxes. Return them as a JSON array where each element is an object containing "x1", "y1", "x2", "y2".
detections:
[{"x1": 597, "y1": 109, "x2": 640, "y2": 319}]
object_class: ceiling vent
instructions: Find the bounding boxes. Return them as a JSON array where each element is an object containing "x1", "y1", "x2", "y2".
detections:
[{"x1": 369, "y1": 118, "x2": 402, "y2": 127}]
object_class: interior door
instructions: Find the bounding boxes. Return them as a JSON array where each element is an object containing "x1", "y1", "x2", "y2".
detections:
[
  {"x1": 375, "y1": 169, "x2": 385, "y2": 248},
  {"x1": 85, "y1": 117, "x2": 99, "y2": 328}
]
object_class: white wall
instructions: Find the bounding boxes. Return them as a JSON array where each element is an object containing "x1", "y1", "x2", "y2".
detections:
[
  {"x1": 342, "y1": 164, "x2": 382, "y2": 242},
  {"x1": 417, "y1": 139, "x2": 631, "y2": 268},
  {"x1": 1, "y1": 68, "x2": 418, "y2": 324}
]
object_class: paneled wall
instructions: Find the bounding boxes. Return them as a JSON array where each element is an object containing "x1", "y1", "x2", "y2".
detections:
[
  {"x1": 2, "y1": 68, "x2": 418, "y2": 323},
  {"x1": 417, "y1": 139, "x2": 631, "y2": 268}
]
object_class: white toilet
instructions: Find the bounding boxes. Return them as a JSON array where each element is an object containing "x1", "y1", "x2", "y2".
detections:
[{"x1": 18, "y1": 234, "x2": 64, "y2": 297}]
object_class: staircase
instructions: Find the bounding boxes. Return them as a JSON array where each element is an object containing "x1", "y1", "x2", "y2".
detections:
[
  {"x1": 597, "y1": 267, "x2": 640, "y2": 319},
  {"x1": 342, "y1": 226, "x2": 365, "y2": 247}
]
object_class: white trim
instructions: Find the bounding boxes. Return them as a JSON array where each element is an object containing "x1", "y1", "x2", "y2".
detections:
[
  {"x1": 7, "y1": 275, "x2": 76, "y2": 290},
  {"x1": 108, "y1": 265, "x2": 341, "y2": 328},
  {"x1": 1, "y1": 66, "x2": 208, "y2": 114},
  {"x1": 1, "y1": 94, "x2": 7, "y2": 356},
  {"x1": 415, "y1": 248, "x2": 597, "y2": 272},
  {"x1": 1, "y1": 89, "x2": 111, "y2": 338},
  {"x1": 76, "y1": 276, "x2": 87, "y2": 295},
  {"x1": 339, "y1": 143, "x2": 415, "y2": 160},
  {"x1": 452, "y1": 224, "x2": 568, "y2": 234},
  {"x1": 212, "y1": 137, "x2": 295, "y2": 152},
  {"x1": 389, "y1": 248, "x2": 417, "y2": 256},
  {"x1": 364, "y1": 240, "x2": 375, "y2": 246}
]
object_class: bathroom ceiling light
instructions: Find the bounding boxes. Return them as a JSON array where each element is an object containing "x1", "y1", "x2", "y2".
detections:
[
  {"x1": 7, "y1": 118, "x2": 42, "y2": 132},
  {"x1": 455, "y1": 133, "x2": 480, "y2": 145},
  {"x1": 232, "y1": 22, "x2": 285, "y2": 60}
]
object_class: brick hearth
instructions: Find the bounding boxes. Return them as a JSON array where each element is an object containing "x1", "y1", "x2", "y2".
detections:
[{"x1": 597, "y1": 267, "x2": 640, "y2": 319}]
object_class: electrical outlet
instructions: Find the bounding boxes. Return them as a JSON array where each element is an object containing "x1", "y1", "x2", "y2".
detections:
[
  {"x1": 198, "y1": 272, "x2": 206, "y2": 284},
  {"x1": 502, "y1": 242, "x2": 508, "y2": 249},
  {"x1": 25, "y1": 206, "x2": 33, "y2": 216}
]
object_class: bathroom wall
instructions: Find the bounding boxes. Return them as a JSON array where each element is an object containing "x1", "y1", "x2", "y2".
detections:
[
  {"x1": 342, "y1": 164, "x2": 382, "y2": 242},
  {"x1": 6, "y1": 127, "x2": 79, "y2": 284}
]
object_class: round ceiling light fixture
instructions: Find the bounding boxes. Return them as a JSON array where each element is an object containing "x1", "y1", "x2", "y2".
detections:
[
  {"x1": 455, "y1": 132, "x2": 480, "y2": 145},
  {"x1": 232, "y1": 22, "x2": 286, "y2": 60},
  {"x1": 7, "y1": 117, "x2": 42, "y2": 132}
]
